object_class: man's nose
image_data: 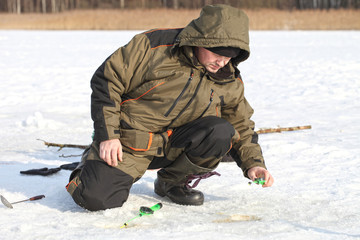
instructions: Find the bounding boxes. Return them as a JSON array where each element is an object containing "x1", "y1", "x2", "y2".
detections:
[{"x1": 216, "y1": 57, "x2": 230, "y2": 67}]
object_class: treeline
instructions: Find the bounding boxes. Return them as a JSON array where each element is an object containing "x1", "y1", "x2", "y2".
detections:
[{"x1": 1, "y1": 0, "x2": 359, "y2": 14}]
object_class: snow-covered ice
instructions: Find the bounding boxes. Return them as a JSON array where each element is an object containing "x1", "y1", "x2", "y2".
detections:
[{"x1": 0, "y1": 30, "x2": 359, "y2": 240}]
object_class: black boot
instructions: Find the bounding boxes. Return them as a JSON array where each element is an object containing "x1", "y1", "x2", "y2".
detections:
[
  {"x1": 154, "y1": 153, "x2": 219, "y2": 206},
  {"x1": 154, "y1": 172, "x2": 204, "y2": 205}
]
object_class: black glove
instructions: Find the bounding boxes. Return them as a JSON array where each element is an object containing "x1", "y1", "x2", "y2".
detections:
[
  {"x1": 60, "y1": 162, "x2": 79, "y2": 170},
  {"x1": 20, "y1": 167, "x2": 61, "y2": 176}
]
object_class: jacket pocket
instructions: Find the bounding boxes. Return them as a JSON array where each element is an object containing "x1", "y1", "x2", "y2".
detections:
[
  {"x1": 120, "y1": 128, "x2": 167, "y2": 157},
  {"x1": 164, "y1": 69, "x2": 194, "y2": 117}
]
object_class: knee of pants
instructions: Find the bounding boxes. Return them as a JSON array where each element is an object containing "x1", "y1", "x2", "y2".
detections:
[
  {"x1": 170, "y1": 116, "x2": 235, "y2": 159},
  {"x1": 71, "y1": 160, "x2": 134, "y2": 211}
]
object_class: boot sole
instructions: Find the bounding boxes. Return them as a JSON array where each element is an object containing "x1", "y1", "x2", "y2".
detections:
[
  {"x1": 171, "y1": 198, "x2": 204, "y2": 206},
  {"x1": 154, "y1": 188, "x2": 166, "y2": 197}
]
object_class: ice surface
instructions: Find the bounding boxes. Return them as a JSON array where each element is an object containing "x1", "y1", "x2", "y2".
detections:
[{"x1": 0, "y1": 30, "x2": 359, "y2": 239}]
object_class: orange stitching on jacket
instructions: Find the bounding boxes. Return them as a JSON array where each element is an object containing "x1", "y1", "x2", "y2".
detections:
[
  {"x1": 226, "y1": 142, "x2": 233, "y2": 154},
  {"x1": 144, "y1": 28, "x2": 183, "y2": 34},
  {"x1": 237, "y1": 77, "x2": 243, "y2": 84},
  {"x1": 65, "y1": 180, "x2": 78, "y2": 190},
  {"x1": 152, "y1": 44, "x2": 174, "y2": 49},
  {"x1": 128, "y1": 132, "x2": 153, "y2": 151},
  {"x1": 121, "y1": 82, "x2": 165, "y2": 106},
  {"x1": 167, "y1": 130, "x2": 173, "y2": 137}
]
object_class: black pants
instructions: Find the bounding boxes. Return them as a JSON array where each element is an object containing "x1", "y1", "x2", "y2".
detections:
[{"x1": 67, "y1": 116, "x2": 235, "y2": 211}]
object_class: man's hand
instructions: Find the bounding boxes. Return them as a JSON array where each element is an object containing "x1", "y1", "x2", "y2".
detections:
[
  {"x1": 247, "y1": 166, "x2": 274, "y2": 188},
  {"x1": 99, "y1": 139, "x2": 123, "y2": 167}
]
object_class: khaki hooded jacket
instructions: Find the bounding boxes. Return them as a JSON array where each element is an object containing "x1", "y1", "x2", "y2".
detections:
[{"x1": 90, "y1": 4, "x2": 266, "y2": 175}]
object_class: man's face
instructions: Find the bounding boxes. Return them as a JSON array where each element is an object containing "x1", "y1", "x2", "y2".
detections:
[{"x1": 194, "y1": 47, "x2": 232, "y2": 73}]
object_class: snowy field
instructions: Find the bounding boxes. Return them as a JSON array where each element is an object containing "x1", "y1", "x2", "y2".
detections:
[{"x1": 0, "y1": 30, "x2": 359, "y2": 240}]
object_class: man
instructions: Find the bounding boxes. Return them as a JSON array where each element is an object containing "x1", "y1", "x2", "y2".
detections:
[{"x1": 66, "y1": 4, "x2": 274, "y2": 211}]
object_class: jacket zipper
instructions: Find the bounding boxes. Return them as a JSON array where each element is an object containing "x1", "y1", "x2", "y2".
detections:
[
  {"x1": 164, "y1": 69, "x2": 194, "y2": 117},
  {"x1": 198, "y1": 89, "x2": 214, "y2": 118},
  {"x1": 166, "y1": 72, "x2": 205, "y2": 129}
]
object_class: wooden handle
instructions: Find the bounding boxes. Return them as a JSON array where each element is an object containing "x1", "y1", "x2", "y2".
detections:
[{"x1": 29, "y1": 195, "x2": 45, "y2": 201}]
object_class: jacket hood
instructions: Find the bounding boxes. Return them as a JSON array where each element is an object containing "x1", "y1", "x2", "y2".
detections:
[{"x1": 177, "y1": 4, "x2": 250, "y2": 64}]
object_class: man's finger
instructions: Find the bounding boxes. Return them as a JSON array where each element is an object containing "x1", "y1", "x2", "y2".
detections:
[
  {"x1": 263, "y1": 174, "x2": 274, "y2": 187},
  {"x1": 118, "y1": 149, "x2": 123, "y2": 162},
  {"x1": 99, "y1": 148, "x2": 105, "y2": 160},
  {"x1": 104, "y1": 151, "x2": 112, "y2": 166},
  {"x1": 111, "y1": 149, "x2": 118, "y2": 166},
  {"x1": 247, "y1": 170, "x2": 256, "y2": 181}
]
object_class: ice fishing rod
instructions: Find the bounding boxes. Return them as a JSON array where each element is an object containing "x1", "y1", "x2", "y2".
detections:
[
  {"x1": 0, "y1": 194, "x2": 45, "y2": 209},
  {"x1": 121, "y1": 203, "x2": 163, "y2": 228},
  {"x1": 248, "y1": 177, "x2": 266, "y2": 186}
]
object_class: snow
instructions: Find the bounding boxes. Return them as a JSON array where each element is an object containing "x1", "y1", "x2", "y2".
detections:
[{"x1": 1, "y1": 30, "x2": 360, "y2": 240}]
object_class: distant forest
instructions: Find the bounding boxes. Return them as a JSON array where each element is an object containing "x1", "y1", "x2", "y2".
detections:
[{"x1": 2, "y1": 0, "x2": 359, "y2": 14}]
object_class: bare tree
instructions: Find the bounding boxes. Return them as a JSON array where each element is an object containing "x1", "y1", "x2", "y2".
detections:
[
  {"x1": 41, "y1": 0, "x2": 46, "y2": 13},
  {"x1": 51, "y1": 0, "x2": 56, "y2": 12},
  {"x1": 173, "y1": 0, "x2": 179, "y2": 9},
  {"x1": 1, "y1": 0, "x2": 359, "y2": 13}
]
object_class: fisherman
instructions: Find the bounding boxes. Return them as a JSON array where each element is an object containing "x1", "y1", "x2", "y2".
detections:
[{"x1": 66, "y1": 4, "x2": 274, "y2": 211}]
